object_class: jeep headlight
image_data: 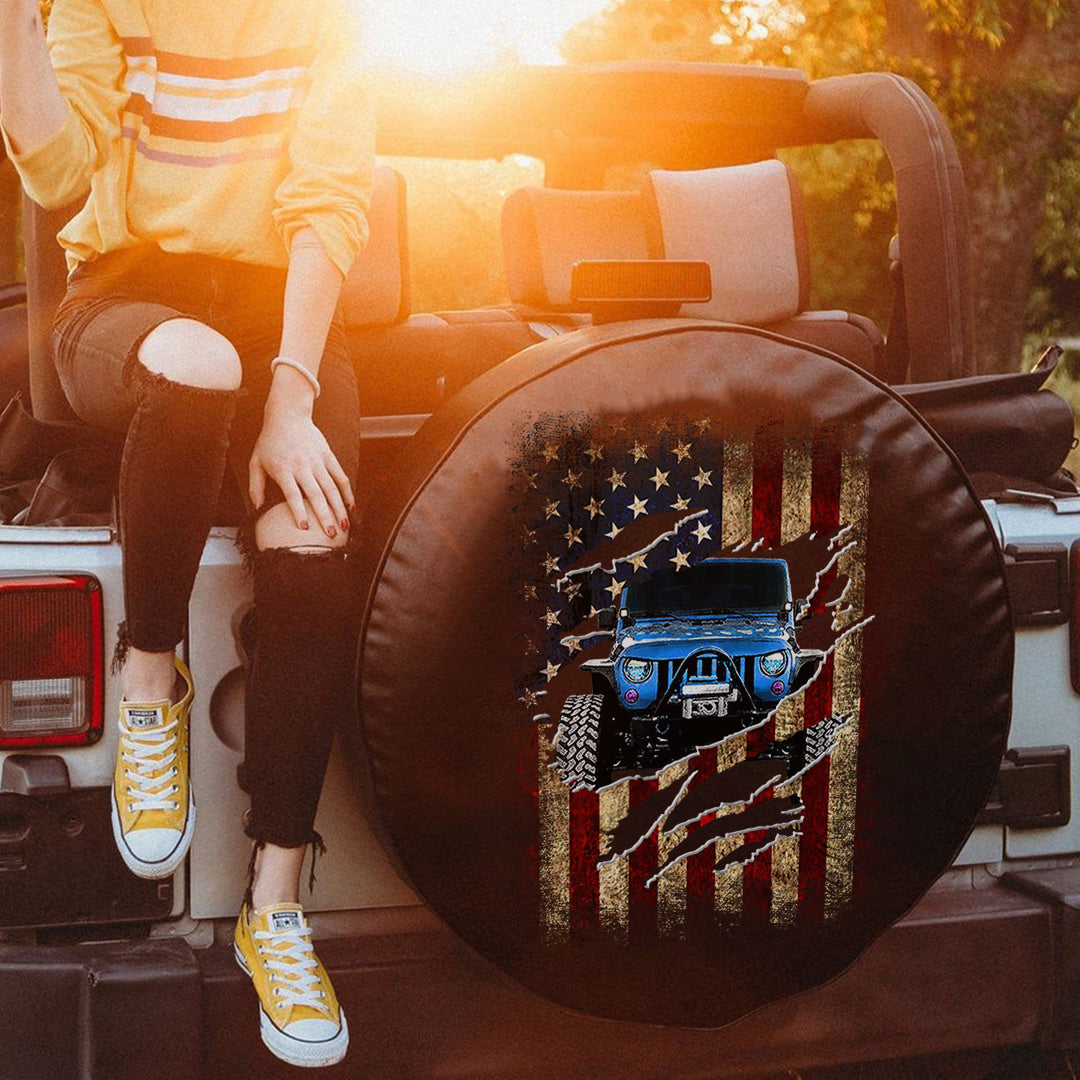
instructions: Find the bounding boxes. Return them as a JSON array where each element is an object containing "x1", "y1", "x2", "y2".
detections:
[
  {"x1": 758, "y1": 651, "x2": 789, "y2": 678},
  {"x1": 622, "y1": 658, "x2": 653, "y2": 683}
]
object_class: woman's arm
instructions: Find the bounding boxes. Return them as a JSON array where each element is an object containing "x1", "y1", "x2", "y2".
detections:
[
  {"x1": 248, "y1": 227, "x2": 355, "y2": 538},
  {"x1": 0, "y1": 0, "x2": 68, "y2": 155},
  {"x1": 0, "y1": 0, "x2": 125, "y2": 209}
]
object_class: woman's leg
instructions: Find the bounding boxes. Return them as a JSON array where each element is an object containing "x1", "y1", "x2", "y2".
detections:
[
  {"x1": 229, "y1": 327, "x2": 362, "y2": 906},
  {"x1": 53, "y1": 294, "x2": 241, "y2": 678},
  {"x1": 54, "y1": 291, "x2": 241, "y2": 877},
  {"x1": 246, "y1": 505, "x2": 354, "y2": 908},
  {"x1": 119, "y1": 318, "x2": 241, "y2": 702}
]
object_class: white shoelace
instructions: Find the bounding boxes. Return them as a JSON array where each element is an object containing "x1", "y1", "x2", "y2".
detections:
[
  {"x1": 120, "y1": 717, "x2": 181, "y2": 812},
  {"x1": 254, "y1": 922, "x2": 331, "y2": 1013}
]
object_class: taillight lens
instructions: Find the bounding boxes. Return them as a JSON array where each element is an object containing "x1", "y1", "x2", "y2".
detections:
[{"x1": 0, "y1": 575, "x2": 104, "y2": 747}]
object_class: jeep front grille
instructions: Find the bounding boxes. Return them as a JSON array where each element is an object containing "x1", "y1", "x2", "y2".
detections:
[{"x1": 656, "y1": 654, "x2": 747, "y2": 697}]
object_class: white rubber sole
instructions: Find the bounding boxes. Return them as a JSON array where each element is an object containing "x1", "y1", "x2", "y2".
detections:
[
  {"x1": 110, "y1": 785, "x2": 196, "y2": 880},
  {"x1": 234, "y1": 943, "x2": 350, "y2": 1068}
]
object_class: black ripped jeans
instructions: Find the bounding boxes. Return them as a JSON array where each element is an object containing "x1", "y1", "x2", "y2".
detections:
[{"x1": 52, "y1": 247, "x2": 362, "y2": 850}]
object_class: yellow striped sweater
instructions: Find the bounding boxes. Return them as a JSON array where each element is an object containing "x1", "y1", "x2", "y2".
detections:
[{"x1": 3, "y1": 0, "x2": 374, "y2": 276}]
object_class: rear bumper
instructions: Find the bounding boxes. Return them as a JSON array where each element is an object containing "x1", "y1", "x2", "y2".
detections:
[{"x1": 0, "y1": 870, "x2": 1076, "y2": 1080}]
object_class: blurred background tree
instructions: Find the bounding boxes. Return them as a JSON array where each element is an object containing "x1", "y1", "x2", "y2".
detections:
[{"x1": 563, "y1": 0, "x2": 1080, "y2": 371}]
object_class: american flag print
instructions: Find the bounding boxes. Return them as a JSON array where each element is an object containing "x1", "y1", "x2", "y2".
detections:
[{"x1": 509, "y1": 413, "x2": 872, "y2": 941}]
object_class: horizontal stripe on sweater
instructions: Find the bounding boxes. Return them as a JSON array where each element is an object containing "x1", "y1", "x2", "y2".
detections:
[
  {"x1": 122, "y1": 98, "x2": 297, "y2": 142},
  {"x1": 119, "y1": 37, "x2": 314, "y2": 79},
  {"x1": 120, "y1": 127, "x2": 286, "y2": 166},
  {"x1": 124, "y1": 62, "x2": 309, "y2": 96},
  {"x1": 123, "y1": 76, "x2": 301, "y2": 122}
]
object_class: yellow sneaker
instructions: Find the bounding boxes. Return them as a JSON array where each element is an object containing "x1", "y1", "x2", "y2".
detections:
[
  {"x1": 109, "y1": 656, "x2": 195, "y2": 879},
  {"x1": 234, "y1": 902, "x2": 349, "y2": 1068}
]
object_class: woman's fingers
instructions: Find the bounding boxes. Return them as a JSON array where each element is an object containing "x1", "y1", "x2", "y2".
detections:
[
  {"x1": 324, "y1": 452, "x2": 355, "y2": 513},
  {"x1": 248, "y1": 458, "x2": 266, "y2": 510},
  {"x1": 278, "y1": 474, "x2": 310, "y2": 531},
  {"x1": 297, "y1": 470, "x2": 338, "y2": 538},
  {"x1": 314, "y1": 465, "x2": 349, "y2": 533}
]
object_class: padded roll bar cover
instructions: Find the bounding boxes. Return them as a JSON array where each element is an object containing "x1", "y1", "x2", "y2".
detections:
[
  {"x1": 796, "y1": 74, "x2": 975, "y2": 384},
  {"x1": 355, "y1": 320, "x2": 1013, "y2": 1026},
  {"x1": 919, "y1": 389, "x2": 1076, "y2": 482},
  {"x1": 22, "y1": 196, "x2": 80, "y2": 422}
]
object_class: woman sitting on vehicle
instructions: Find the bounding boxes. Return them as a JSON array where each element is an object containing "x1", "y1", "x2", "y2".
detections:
[{"x1": 0, "y1": 0, "x2": 373, "y2": 1067}]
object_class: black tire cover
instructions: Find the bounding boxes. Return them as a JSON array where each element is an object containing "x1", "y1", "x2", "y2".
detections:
[{"x1": 354, "y1": 320, "x2": 1012, "y2": 1026}]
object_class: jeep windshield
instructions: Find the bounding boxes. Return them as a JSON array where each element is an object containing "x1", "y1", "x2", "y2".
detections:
[{"x1": 623, "y1": 560, "x2": 789, "y2": 616}]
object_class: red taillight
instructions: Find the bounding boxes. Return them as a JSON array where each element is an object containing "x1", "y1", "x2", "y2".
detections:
[{"x1": 0, "y1": 575, "x2": 104, "y2": 747}]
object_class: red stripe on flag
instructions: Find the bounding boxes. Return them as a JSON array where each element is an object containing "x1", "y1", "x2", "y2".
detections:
[
  {"x1": 742, "y1": 425, "x2": 785, "y2": 923},
  {"x1": 628, "y1": 778, "x2": 659, "y2": 943},
  {"x1": 569, "y1": 789, "x2": 599, "y2": 933},
  {"x1": 684, "y1": 750, "x2": 717, "y2": 935},
  {"x1": 797, "y1": 434, "x2": 843, "y2": 920}
]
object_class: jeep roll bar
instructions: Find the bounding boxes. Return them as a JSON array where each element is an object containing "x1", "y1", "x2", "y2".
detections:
[
  {"x1": 792, "y1": 74, "x2": 975, "y2": 382},
  {"x1": 376, "y1": 64, "x2": 974, "y2": 383}
]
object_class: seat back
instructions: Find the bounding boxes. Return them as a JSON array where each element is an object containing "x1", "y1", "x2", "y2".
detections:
[
  {"x1": 502, "y1": 187, "x2": 649, "y2": 312},
  {"x1": 24, "y1": 166, "x2": 410, "y2": 421},
  {"x1": 23, "y1": 197, "x2": 77, "y2": 422}
]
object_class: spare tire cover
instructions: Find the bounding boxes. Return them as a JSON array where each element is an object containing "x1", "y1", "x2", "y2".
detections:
[{"x1": 355, "y1": 321, "x2": 1012, "y2": 1026}]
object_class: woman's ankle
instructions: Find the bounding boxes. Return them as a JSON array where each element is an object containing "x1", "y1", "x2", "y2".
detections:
[
  {"x1": 248, "y1": 841, "x2": 306, "y2": 911},
  {"x1": 122, "y1": 647, "x2": 177, "y2": 704}
]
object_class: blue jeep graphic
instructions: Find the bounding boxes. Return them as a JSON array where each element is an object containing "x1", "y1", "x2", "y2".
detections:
[{"x1": 556, "y1": 557, "x2": 822, "y2": 789}]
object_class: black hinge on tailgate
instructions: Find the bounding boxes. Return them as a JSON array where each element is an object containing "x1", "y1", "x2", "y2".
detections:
[
  {"x1": 978, "y1": 746, "x2": 1071, "y2": 829},
  {"x1": 1004, "y1": 542, "x2": 1069, "y2": 627}
]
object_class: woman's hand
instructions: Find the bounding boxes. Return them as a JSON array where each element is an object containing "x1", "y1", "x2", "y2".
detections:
[
  {"x1": 0, "y1": 0, "x2": 69, "y2": 159},
  {"x1": 249, "y1": 386, "x2": 354, "y2": 538}
]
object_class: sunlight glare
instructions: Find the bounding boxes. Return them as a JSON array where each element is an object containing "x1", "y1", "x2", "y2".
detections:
[{"x1": 359, "y1": 0, "x2": 614, "y2": 74}]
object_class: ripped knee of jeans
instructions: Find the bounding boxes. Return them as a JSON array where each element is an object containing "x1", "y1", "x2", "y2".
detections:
[
  {"x1": 235, "y1": 501, "x2": 360, "y2": 578},
  {"x1": 122, "y1": 340, "x2": 239, "y2": 402}
]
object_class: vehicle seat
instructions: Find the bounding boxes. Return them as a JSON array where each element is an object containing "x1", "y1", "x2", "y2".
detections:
[
  {"x1": 23, "y1": 165, "x2": 418, "y2": 420},
  {"x1": 500, "y1": 167, "x2": 886, "y2": 377},
  {"x1": 344, "y1": 175, "x2": 537, "y2": 416}
]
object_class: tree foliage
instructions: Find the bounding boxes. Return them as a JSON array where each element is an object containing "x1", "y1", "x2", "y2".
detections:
[{"x1": 562, "y1": 0, "x2": 1080, "y2": 365}]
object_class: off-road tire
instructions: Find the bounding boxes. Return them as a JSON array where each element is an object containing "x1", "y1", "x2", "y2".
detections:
[{"x1": 555, "y1": 694, "x2": 612, "y2": 790}]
